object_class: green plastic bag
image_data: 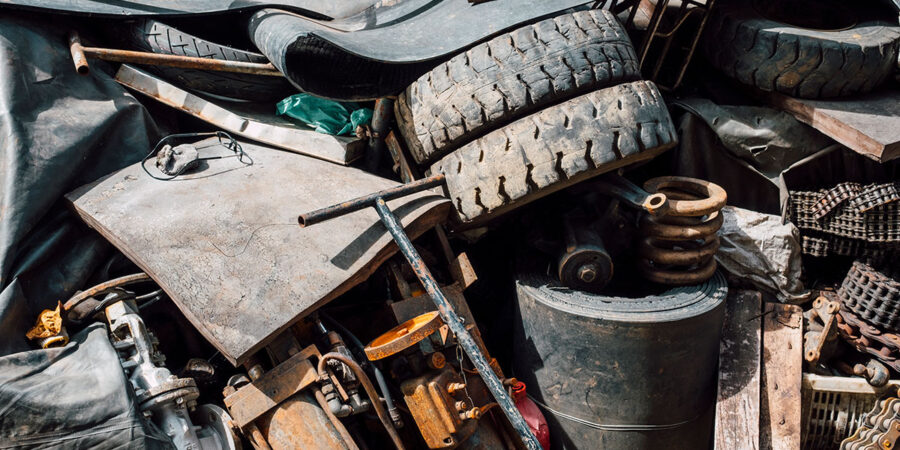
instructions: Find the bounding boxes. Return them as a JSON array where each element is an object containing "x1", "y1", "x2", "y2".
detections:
[{"x1": 276, "y1": 93, "x2": 373, "y2": 136}]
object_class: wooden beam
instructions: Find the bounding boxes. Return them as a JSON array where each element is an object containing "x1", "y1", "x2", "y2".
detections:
[
  {"x1": 761, "y1": 302, "x2": 803, "y2": 450},
  {"x1": 715, "y1": 290, "x2": 762, "y2": 450},
  {"x1": 767, "y1": 90, "x2": 900, "y2": 163}
]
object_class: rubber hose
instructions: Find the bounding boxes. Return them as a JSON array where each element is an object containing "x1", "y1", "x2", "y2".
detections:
[
  {"x1": 314, "y1": 388, "x2": 360, "y2": 450},
  {"x1": 318, "y1": 353, "x2": 405, "y2": 450},
  {"x1": 320, "y1": 313, "x2": 402, "y2": 426}
]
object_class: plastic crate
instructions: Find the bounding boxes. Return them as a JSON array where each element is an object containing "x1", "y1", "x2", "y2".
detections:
[{"x1": 802, "y1": 373, "x2": 900, "y2": 449}]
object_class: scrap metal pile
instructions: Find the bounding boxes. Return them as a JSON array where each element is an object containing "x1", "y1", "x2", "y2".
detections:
[{"x1": 0, "y1": 0, "x2": 899, "y2": 449}]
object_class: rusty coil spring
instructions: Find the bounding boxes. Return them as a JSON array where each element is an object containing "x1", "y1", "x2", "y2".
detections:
[{"x1": 636, "y1": 177, "x2": 727, "y2": 286}]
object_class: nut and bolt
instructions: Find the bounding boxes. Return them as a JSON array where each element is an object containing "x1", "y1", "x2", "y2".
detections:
[
  {"x1": 455, "y1": 401, "x2": 468, "y2": 411},
  {"x1": 578, "y1": 263, "x2": 599, "y2": 283}
]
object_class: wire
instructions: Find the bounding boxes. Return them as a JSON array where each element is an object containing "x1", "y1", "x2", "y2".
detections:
[
  {"x1": 527, "y1": 393, "x2": 701, "y2": 431},
  {"x1": 141, "y1": 131, "x2": 252, "y2": 181}
]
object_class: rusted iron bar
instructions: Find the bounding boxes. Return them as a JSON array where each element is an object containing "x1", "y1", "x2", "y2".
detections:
[
  {"x1": 68, "y1": 32, "x2": 283, "y2": 77},
  {"x1": 297, "y1": 180, "x2": 542, "y2": 449},
  {"x1": 297, "y1": 174, "x2": 446, "y2": 227}
]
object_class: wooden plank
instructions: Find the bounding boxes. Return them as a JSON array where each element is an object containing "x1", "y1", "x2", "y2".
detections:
[
  {"x1": 767, "y1": 90, "x2": 900, "y2": 163},
  {"x1": 715, "y1": 290, "x2": 762, "y2": 450},
  {"x1": 761, "y1": 302, "x2": 803, "y2": 450},
  {"x1": 67, "y1": 138, "x2": 449, "y2": 364},
  {"x1": 116, "y1": 65, "x2": 365, "y2": 165}
]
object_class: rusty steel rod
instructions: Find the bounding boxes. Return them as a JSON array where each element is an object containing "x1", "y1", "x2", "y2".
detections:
[
  {"x1": 68, "y1": 32, "x2": 283, "y2": 77},
  {"x1": 297, "y1": 174, "x2": 446, "y2": 227},
  {"x1": 372, "y1": 198, "x2": 542, "y2": 450},
  {"x1": 297, "y1": 179, "x2": 542, "y2": 449}
]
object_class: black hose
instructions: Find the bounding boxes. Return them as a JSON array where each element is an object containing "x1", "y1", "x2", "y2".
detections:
[{"x1": 320, "y1": 312, "x2": 403, "y2": 427}]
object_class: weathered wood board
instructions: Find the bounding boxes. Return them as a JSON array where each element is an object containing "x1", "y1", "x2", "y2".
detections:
[
  {"x1": 67, "y1": 139, "x2": 449, "y2": 364},
  {"x1": 715, "y1": 290, "x2": 762, "y2": 450},
  {"x1": 761, "y1": 302, "x2": 803, "y2": 450},
  {"x1": 116, "y1": 65, "x2": 365, "y2": 165},
  {"x1": 768, "y1": 90, "x2": 900, "y2": 163}
]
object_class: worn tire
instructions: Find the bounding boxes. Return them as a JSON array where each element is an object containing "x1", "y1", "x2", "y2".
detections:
[
  {"x1": 432, "y1": 80, "x2": 677, "y2": 224},
  {"x1": 396, "y1": 9, "x2": 641, "y2": 165},
  {"x1": 115, "y1": 19, "x2": 295, "y2": 101},
  {"x1": 704, "y1": 2, "x2": 900, "y2": 98}
]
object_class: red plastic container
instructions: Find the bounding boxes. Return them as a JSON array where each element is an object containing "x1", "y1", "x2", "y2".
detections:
[{"x1": 512, "y1": 381, "x2": 550, "y2": 449}]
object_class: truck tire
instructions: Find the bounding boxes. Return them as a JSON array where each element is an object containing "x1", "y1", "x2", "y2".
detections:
[
  {"x1": 432, "y1": 80, "x2": 677, "y2": 225},
  {"x1": 704, "y1": 1, "x2": 900, "y2": 99},
  {"x1": 396, "y1": 9, "x2": 641, "y2": 165},
  {"x1": 115, "y1": 19, "x2": 295, "y2": 101}
]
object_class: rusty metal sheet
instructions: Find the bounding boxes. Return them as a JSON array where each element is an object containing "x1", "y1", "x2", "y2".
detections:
[
  {"x1": 224, "y1": 353, "x2": 318, "y2": 428},
  {"x1": 115, "y1": 65, "x2": 364, "y2": 166},
  {"x1": 67, "y1": 138, "x2": 449, "y2": 364}
]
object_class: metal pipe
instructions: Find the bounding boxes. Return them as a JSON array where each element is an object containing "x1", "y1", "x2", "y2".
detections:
[
  {"x1": 63, "y1": 273, "x2": 152, "y2": 311},
  {"x1": 318, "y1": 353, "x2": 405, "y2": 450},
  {"x1": 297, "y1": 174, "x2": 445, "y2": 227},
  {"x1": 68, "y1": 32, "x2": 282, "y2": 77},
  {"x1": 373, "y1": 198, "x2": 542, "y2": 450},
  {"x1": 314, "y1": 388, "x2": 360, "y2": 450},
  {"x1": 366, "y1": 98, "x2": 395, "y2": 172}
]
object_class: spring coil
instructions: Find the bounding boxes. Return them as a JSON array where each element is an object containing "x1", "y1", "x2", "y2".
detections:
[{"x1": 636, "y1": 177, "x2": 727, "y2": 286}]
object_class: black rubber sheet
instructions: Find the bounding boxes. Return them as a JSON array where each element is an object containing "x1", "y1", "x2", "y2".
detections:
[
  {"x1": 0, "y1": 13, "x2": 164, "y2": 448},
  {"x1": 250, "y1": 0, "x2": 593, "y2": 100},
  {"x1": 0, "y1": 0, "x2": 376, "y2": 19}
]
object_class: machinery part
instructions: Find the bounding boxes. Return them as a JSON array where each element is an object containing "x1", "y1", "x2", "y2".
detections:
[
  {"x1": 513, "y1": 268, "x2": 727, "y2": 449},
  {"x1": 840, "y1": 261, "x2": 900, "y2": 332},
  {"x1": 800, "y1": 233, "x2": 896, "y2": 261},
  {"x1": 431, "y1": 80, "x2": 677, "y2": 225},
  {"x1": 637, "y1": 177, "x2": 726, "y2": 285},
  {"x1": 841, "y1": 396, "x2": 900, "y2": 450},
  {"x1": 557, "y1": 211, "x2": 613, "y2": 293},
  {"x1": 592, "y1": 172, "x2": 669, "y2": 216},
  {"x1": 364, "y1": 311, "x2": 444, "y2": 361},
  {"x1": 259, "y1": 391, "x2": 353, "y2": 450},
  {"x1": 704, "y1": 0, "x2": 900, "y2": 99},
  {"x1": 790, "y1": 183, "x2": 900, "y2": 244},
  {"x1": 317, "y1": 352, "x2": 405, "y2": 450},
  {"x1": 836, "y1": 359, "x2": 892, "y2": 388},
  {"x1": 108, "y1": 20, "x2": 292, "y2": 100},
  {"x1": 401, "y1": 368, "x2": 484, "y2": 449},
  {"x1": 837, "y1": 309, "x2": 900, "y2": 373},
  {"x1": 63, "y1": 272, "x2": 151, "y2": 312},
  {"x1": 25, "y1": 301, "x2": 69, "y2": 348},
  {"x1": 313, "y1": 389, "x2": 360, "y2": 450},
  {"x1": 811, "y1": 182, "x2": 862, "y2": 220},
  {"x1": 298, "y1": 183, "x2": 543, "y2": 450},
  {"x1": 803, "y1": 296, "x2": 842, "y2": 366},
  {"x1": 395, "y1": 9, "x2": 640, "y2": 165},
  {"x1": 104, "y1": 299, "x2": 238, "y2": 450},
  {"x1": 223, "y1": 351, "x2": 319, "y2": 428}
]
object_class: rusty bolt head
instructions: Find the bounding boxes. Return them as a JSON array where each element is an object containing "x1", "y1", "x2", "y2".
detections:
[
  {"x1": 577, "y1": 263, "x2": 599, "y2": 283},
  {"x1": 459, "y1": 408, "x2": 481, "y2": 421},
  {"x1": 447, "y1": 382, "x2": 466, "y2": 394},
  {"x1": 455, "y1": 401, "x2": 468, "y2": 411},
  {"x1": 428, "y1": 352, "x2": 446, "y2": 370}
]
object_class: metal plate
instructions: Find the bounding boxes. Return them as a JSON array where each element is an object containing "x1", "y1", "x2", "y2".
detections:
[{"x1": 67, "y1": 139, "x2": 449, "y2": 365}]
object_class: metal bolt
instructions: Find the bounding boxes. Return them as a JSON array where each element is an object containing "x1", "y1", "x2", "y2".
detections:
[
  {"x1": 455, "y1": 401, "x2": 468, "y2": 411},
  {"x1": 447, "y1": 382, "x2": 466, "y2": 394},
  {"x1": 577, "y1": 263, "x2": 599, "y2": 283}
]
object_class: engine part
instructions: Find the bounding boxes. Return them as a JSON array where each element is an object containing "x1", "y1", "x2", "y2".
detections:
[
  {"x1": 836, "y1": 358, "x2": 892, "y2": 388},
  {"x1": 364, "y1": 311, "x2": 444, "y2": 361},
  {"x1": 637, "y1": 176, "x2": 727, "y2": 285},
  {"x1": 298, "y1": 178, "x2": 542, "y2": 449},
  {"x1": 841, "y1": 396, "x2": 900, "y2": 450},
  {"x1": 104, "y1": 298, "x2": 239, "y2": 450},
  {"x1": 803, "y1": 296, "x2": 841, "y2": 366},
  {"x1": 513, "y1": 268, "x2": 727, "y2": 449},
  {"x1": 837, "y1": 309, "x2": 900, "y2": 373},
  {"x1": 557, "y1": 211, "x2": 613, "y2": 293},
  {"x1": 840, "y1": 261, "x2": 900, "y2": 332},
  {"x1": 401, "y1": 368, "x2": 483, "y2": 449},
  {"x1": 789, "y1": 184, "x2": 900, "y2": 244}
]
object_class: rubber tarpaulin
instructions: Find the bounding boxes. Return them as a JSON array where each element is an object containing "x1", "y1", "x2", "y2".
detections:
[{"x1": 0, "y1": 13, "x2": 166, "y2": 448}]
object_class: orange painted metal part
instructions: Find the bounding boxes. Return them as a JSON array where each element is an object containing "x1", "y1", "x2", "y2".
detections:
[
  {"x1": 364, "y1": 311, "x2": 444, "y2": 361},
  {"x1": 401, "y1": 369, "x2": 479, "y2": 449},
  {"x1": 224, "y1": 352, "x2": 319, "y2": 428}
]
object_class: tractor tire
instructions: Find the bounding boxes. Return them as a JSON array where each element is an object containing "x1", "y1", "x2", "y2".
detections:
[
  {"x1": 115, "y1": 19, "x2": 295, "y2": 101},
  {"x1": 432, "y1": 80, "x2": 677, "y2": 225},
  {"x1": 396, "y1": 9, "x2": 641, "y2": 165},
  {"x1": 704, "y1": 1, "x2": 900, "y2": 99}
]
